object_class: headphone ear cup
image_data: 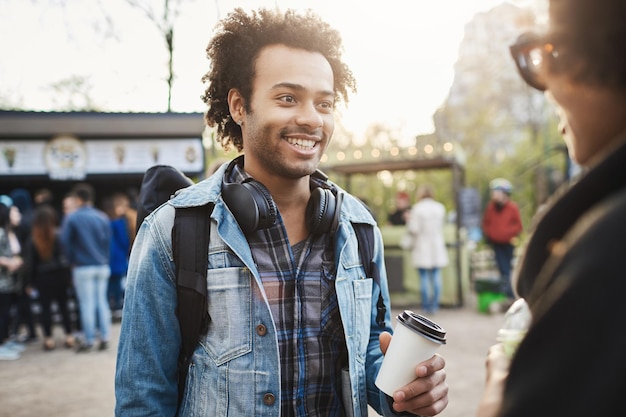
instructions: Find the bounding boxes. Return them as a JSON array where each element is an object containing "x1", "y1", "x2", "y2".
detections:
[
  {"x1": 222, "y1": 179, "x2": 277, "y2": 234},
  {"x1": 306, "y1": 188, "x2": 340, "y2": 235},
  {"x1": 244, "y1": 180, "x2": 277, "y2": 230}
]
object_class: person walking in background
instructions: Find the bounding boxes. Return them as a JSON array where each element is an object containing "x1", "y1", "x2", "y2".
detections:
[
  {"x1": 405, "y1": 185, "x2": 449, "y2": 315},
  {"x1": 481, "y1": 178, "x2": 522, "y2": 298},
  {"x1": 0, "y1": 196, "x2": 24, "y2": 360},
  {"x1": 388, "y1": 191, "x2": 411, "y2": 225},
  {"x1": 60, "y1": 183, "x2": 111, "y2": 352},
  {"x1": 106, "y1": 192, "x2": 135, "y2": 321},
  {"x1": 23, "y1": 205, "x2": 75, "y2": 351},
  {"x1": 477, "y1": 0, "x2": 626, "y2": 415}
]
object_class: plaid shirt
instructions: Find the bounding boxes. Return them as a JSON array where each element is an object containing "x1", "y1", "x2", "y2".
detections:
[{"x1": 231, "y1": 164, "x2": 348, "y2": 417}]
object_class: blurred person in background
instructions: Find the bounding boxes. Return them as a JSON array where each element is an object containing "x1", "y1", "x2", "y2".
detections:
[
  {"x1": 0, "y1": 196, "x2": 24, "y2": 360},
  {"x1": 7, "y1": 189, "x2": 38, "y2": 344},
  {"x1": 481, "y1": 178, "x2": 523, "y2": 299},
  {"x1": 9, "y1": 188, "x2": 34, "y2": 249},
  {"x1": 33, "y1": 188, "x2": 54, "y2": 208},
  {"x1": 62, "y1": 192, "x2": 79, "y2": 219},
  {"x1": 388, "y1": 191, "x2": 411, "y2": 225},
  {"x1": 405, "y1": 185, "x2": 449, "y2": 315},
  {"x1": 478, "y1": 0, "x2": 626, "y2": 415},
  {"x1": 23, "y1": 205, "x2": 75, "y2": 351},
  {"x1": 106, "y1": 192, "x2": 135, "y2": 321},
  {"x1": 61, "y1": 191, "x2": 81, "y2": 332},
  {"x1": 61, "y1": 183, "x2": 111, "y2": 352}
]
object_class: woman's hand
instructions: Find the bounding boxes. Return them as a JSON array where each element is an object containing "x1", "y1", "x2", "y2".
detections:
[{"x1": 476, "y1": 343, "x2": 511, "y2": 417}]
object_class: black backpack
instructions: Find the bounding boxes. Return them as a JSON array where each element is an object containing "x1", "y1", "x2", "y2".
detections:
[{"x1": 136, "y1": 164, "x2": 387, "y2": 410}]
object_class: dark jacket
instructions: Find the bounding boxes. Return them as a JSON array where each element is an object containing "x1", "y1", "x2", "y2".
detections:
[
  {"x1": 500, "y1": 139, "x2": 626, "y2": 416},
  {"x1": 109, "y1": 217, "x2": 130, "y2": 277}
]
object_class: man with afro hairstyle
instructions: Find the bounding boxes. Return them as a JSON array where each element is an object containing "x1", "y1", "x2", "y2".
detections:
[{"x1": 116, "y1": 8, "x2": 448, "y2": 417}]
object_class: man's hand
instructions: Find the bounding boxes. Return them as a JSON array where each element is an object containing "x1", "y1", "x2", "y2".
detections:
[{"x1": 379, "y1": 332, "x2": 449, "y2": 416}]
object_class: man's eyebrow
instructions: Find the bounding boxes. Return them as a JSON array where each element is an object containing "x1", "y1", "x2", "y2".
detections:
[{"x1": 271, "y1": 82, "x2": 334, "y2": 97}]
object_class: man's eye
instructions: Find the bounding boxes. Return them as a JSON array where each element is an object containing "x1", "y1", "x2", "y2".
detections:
[
  {"x1": 279, "y1": 95, "x2": 296, "y2": 103},
  {"x1": 319, "y1": 101, "x2": 334, "y2": 111}
]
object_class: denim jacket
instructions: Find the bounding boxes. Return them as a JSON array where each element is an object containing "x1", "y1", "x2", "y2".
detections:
[{"x1": 115, "y1": 162, "x2": 399, "y2": 417}]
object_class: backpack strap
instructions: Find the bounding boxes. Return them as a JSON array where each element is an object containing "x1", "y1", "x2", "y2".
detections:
[
  {"x1": 172, "y1": 202, "x2": 214, "y2": 408},
  {"x1": 352, "y1": 222, "x2": 387, "y2": 328}
]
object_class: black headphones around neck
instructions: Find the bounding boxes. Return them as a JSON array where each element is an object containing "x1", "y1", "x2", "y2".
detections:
[{"x1": 221, "y1": 156, "x2": 343, "y2": 235}]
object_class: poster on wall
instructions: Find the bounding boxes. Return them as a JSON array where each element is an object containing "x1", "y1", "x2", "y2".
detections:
[{"x1": 0, "y1": 136, "x2": 204, "y2": 180}]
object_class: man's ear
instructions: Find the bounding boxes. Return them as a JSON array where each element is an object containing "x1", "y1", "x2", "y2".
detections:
[{"x1": 227, "y1": 88, "x2": 246, "y2": 124}]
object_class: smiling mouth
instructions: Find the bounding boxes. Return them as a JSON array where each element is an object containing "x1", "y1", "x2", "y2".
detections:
[{"x1": 286, "y1": 137, "x2": 316, "y2": 150}]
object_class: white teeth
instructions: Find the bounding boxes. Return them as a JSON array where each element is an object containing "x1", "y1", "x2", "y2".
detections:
[{"x1": 287, "y1": 137, "x2": 315, "y2": 149}]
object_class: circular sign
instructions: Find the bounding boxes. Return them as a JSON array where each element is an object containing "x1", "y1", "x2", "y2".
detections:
[{"x1": 44, "y1": 135, "x2": 88, "y2": 180}]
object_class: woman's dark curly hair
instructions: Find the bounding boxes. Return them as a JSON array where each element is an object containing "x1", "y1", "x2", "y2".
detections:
[{"x1": 200, "y1": 8, "x2": 357, "y2": 152}]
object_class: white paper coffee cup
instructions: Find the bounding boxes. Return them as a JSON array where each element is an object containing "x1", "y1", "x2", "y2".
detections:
[{"x1": 375, "y1": 310, "x2": 447, "y2": 396}]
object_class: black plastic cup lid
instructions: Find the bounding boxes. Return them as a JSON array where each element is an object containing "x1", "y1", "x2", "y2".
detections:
[{"x1": 396, "y1": 310, "x2": 447, "y2": 344}]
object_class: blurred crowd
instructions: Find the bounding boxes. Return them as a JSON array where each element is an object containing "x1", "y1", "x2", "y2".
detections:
[{"x1": 0, "y1": 185, "x2": 136, "y2": 360}]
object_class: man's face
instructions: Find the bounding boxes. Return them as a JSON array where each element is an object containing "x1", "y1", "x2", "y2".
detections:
[
  {"x1": 491, "y1": 189, "x2": 507, "y2": 203},
  {"x1": 241, "y1": 44, "x2": 335, "y2": 180},
  {"x1": 63, "y1": 196, "x2": 78, "y2": 215}
]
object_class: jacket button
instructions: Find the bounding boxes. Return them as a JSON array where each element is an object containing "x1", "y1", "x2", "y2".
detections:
[
  {"x1": 256, "y1": 324, "x2": 267, "y2": 336},
  {"x1": 263, "y1": 393, "x2": 275, "y2": 405}
]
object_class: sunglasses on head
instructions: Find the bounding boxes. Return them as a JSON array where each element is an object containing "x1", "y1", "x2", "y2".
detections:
[{"x1": 509, "y1": 31, "x2": 558, "y2": 91}]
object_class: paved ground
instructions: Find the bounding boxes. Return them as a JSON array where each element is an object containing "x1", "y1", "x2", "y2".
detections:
[{"x1": 0, "y1": 296, "x2": 503, "y2": 417}]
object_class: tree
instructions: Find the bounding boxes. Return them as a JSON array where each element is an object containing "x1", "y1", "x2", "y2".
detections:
[
  {"x1": 322, "y1": 122, "x2": 458, "y2": 222},
  {"x1": 432, "y1": 3, "x2": 564, "y2": 227},
  {"x1": 126, "y1": 0, "x2": 192, "y2": 112},
  {"x1": 48, "y1": 75, "x2": 100, "y2": 111}
]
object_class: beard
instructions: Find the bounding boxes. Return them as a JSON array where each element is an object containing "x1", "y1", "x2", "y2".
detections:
[{"x1": 244, "y1": 115, "x2": 328, "y2": 179}]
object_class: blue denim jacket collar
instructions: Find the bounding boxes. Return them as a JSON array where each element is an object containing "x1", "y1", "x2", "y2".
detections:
[{"x1": 115, "y1": 160, "x2": 396, "y2": 417}]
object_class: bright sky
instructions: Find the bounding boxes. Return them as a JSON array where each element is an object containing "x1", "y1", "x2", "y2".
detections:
[{"x1": 0, "y1": 0, "x2": 508, "y2": 140}]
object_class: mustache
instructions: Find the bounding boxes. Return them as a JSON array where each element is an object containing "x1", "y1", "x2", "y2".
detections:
[{"x1": 280, "y1": 127, "x2": 324, "y2": 138}]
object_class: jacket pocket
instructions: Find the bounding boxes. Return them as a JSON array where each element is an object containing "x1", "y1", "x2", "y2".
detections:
[
  {"x1": 201, "y1": 267, "x2": 252, "y2": 365},
  {"x1": 342, "y1": 366, "x2": 356, "y2": 417}
]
